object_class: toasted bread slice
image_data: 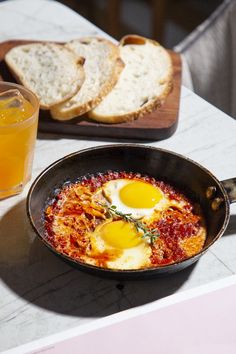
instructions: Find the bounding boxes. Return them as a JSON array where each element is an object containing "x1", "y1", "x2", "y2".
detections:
[
  {"x1": 50, "y1": 37, "x2": 124, "y2": 120},
  {"x1": 88, "y1": 35, "x2": 173, "y2": 124},
  {"x1": 5, "y1": 43, "x2": 85, "y2": 109}
]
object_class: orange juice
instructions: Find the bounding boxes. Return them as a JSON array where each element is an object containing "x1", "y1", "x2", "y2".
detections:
[{"x1": 0, "y1": 83, "x2": 39, "y2": 199}]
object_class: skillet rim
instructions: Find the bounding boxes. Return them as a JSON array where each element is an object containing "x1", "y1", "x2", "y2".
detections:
[{"x1": 26, "y1": 144, "x2": 231, "y2": 276}]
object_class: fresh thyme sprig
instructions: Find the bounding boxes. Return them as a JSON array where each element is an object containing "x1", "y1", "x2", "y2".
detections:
[{"x1": 106, "y1": 205, "x2": 160, "y2": 245}]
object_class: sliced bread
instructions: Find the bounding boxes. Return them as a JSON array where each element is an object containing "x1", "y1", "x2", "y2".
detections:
[
  {"x1": 50, "y1": 37, "x2": 124, "y2": 120},
  {"x1": 5, "y1": 43, "x2": 85, "y2": 109},
  {"x1": 88, "y1": 35, "x2": 173, "y2": 124}
]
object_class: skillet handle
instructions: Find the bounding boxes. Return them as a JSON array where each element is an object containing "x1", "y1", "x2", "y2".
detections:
[{"x1": 221, "y1": 178, "x2": 236, "y2": 204}]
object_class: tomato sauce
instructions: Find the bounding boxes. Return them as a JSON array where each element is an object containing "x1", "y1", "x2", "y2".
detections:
[{"x1": 44, "y1": 171, "x2": 206, "y2": 268}]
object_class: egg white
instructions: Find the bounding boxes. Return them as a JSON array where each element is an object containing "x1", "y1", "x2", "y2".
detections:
[
  {"x1": 90, "y1": 221, "x2": 152, "y2": 270},
  {"x1": 107, "y1": 245, "x2": 151, "y2": 270},
  {"x1": 102, "y1": 179, "x2": 169, "y2": 219}
]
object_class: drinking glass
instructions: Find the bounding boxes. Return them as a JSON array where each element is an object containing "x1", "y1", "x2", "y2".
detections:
[{"x1": 0, "y1": 82, "x2": 39, "y2": 199}]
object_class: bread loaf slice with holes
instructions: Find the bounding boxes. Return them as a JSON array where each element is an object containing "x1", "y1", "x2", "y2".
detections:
[
  {"x1": 50, "y1": 37, "x2": 124, "y2": 120},
  {"x1": 88, "y1": 35, "x2": 173, "y2": 124},
  {"x1": 5, "y1": 43, "x2": 85, "y2": 109}
]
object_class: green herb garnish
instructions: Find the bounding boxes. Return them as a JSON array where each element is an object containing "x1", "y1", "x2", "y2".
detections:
[{"x1": 106, "y1": 205, "x2": 159, "y2": 245}]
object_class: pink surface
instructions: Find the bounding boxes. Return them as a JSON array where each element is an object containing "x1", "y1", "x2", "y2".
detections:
[{"x1": 29, "y1": 284, "x2": 236, "y2": 354}]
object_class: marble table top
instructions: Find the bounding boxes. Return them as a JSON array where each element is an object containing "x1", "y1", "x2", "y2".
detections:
[{"x1": 1, "y1": 0, "x2": 236, "y2": 352}]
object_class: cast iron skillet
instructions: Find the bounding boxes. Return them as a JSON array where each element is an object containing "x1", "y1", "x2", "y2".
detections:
[{"x1": 27, "y1": 144, "x2": 236, "y2": 279}]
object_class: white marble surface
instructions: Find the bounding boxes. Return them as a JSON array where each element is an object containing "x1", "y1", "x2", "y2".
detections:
[{"x1": 0, "y1": 0, "x2": 236, "y2": 352}]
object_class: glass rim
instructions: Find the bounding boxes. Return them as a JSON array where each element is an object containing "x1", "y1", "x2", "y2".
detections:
[{"x1": 0, "y1": 81, "x2": 39, "y2": 129}]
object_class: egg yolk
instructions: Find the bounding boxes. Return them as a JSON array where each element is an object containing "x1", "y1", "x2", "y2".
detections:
[
  {"x1": 100, "y1": 220, "x2": 142, "y2": 249},
  {"x1": 119, "y1": 181, "x2": 162, "y2": 208}
]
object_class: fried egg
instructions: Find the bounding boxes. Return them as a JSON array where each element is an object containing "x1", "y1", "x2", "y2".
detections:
[
  {"x1": 102, "y1": 179, "x2": 170, "y2": 219},
  {"x1": 90, "y1": 219, "x2": 151, "y2": 269}
]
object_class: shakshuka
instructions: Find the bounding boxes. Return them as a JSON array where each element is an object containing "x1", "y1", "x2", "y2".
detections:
[{"x1": 44, "y1": 171, "x2": 206, "y2": 269}]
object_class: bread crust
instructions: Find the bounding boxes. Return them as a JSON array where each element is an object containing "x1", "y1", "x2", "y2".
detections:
[
  {"x1": 50, "y1": 37, "x2": 124, "y2": 120},
  {"x1": 5, "y1": 43, "x2": 85, "y2": 110},
  {"x1": 88, "y1": 35, "x2": 173, "y2": 124}
]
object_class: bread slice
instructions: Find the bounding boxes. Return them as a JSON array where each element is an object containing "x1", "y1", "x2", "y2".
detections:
[
  {"x1": 88, "y1": 35, "x2": 173, "y2": 124},
  {"x1": 50, "y1": 37, "x2": 124, "y2": 120},
  {"x1": 5, "y1": 43, "x2": 85, "y2": 109}
]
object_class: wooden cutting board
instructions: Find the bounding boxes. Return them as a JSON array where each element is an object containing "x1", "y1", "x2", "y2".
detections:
[{"x1": 0, "y1": 40, "x2": 182, "y2": 141}]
